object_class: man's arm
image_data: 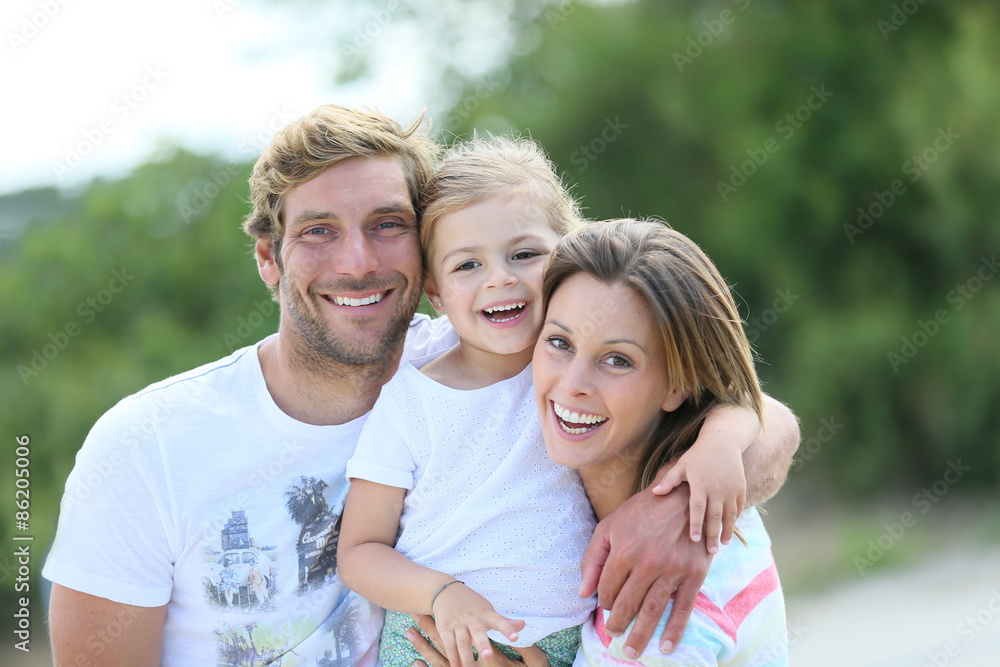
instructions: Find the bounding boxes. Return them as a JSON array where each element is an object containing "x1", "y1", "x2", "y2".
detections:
[
  {"x1": 49, "y1": 584, "x2": 166, "y2": 666},
  {"x1": 743, "y1": 394, "x2": 800, "y2": 506},
  {"x1": 582, "y1": 394, "x2": 800, "y2": 657}
]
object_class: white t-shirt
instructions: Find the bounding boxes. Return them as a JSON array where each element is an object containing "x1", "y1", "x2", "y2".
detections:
[
  {"x1": 43, "y1": 314, "x2": 458, "y2": 667},
  {"x1": 346, "y1": 361, "x2": 597, "y2": 647}
]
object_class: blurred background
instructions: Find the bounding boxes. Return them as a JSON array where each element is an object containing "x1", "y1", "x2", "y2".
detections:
[{"x1": 2, "y1": 0, "x2": 999, "y2": 664}]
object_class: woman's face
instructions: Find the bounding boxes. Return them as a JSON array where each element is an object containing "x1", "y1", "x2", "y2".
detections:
[{"x1": 533, "y1": 273, "x2": 685, "y2": 475}]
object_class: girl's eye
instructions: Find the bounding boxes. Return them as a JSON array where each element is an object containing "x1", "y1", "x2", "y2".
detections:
[
  {"x1": 456, "y1": 260, "x2": 480, "y2": 272},
  {"x1": 512, "y1": 250, "x2": 542, "y2": 261},
  {"x1": 545, "y1": 336, "x2": 571, "y2": 351},
  {"x1": 602, "y1": 354, "x2": 632, "y2": 368}
]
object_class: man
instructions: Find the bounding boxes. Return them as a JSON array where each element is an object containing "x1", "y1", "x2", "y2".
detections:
[{"x1": 45, "y1": 105, "x2": 800, "y2": 665}]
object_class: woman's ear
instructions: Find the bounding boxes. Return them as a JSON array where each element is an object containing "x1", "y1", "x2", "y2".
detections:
[
  {"x1": 662, "y1": 388, "x2": 688, "y2": 413},
  {"x1": 423, "y1": 276, "x2": 445, "y2": 313}
]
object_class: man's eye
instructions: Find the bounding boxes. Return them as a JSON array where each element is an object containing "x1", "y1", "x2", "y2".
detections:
[
  {"x1": 376, "y1": 220, "x2": 400, "y2": 230},
  {"x1": 305, "y1": 227, "x2": 329, "y2": 235}
]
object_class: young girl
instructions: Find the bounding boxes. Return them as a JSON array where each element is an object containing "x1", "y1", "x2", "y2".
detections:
[
  {"x1": 534, "y1": 218, "x2": 788, "y2": 665},
  {"x1": 337, "y1": 139, "x2": 757, "y2": 667},
  {"x1": 338, "y1": 135, "x2": 595, "y2": 667}
]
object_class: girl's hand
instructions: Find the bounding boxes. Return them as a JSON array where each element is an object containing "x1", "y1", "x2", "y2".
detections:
[
  {"x1": 408, "y1": 615, "x2": 547, "y2": 667},
  {"x1": 653, "y1": 405, "x2": 758, "y2": 552},
  {"x1": 430, "y1": 583, "x2": 526, "y2": 667}
]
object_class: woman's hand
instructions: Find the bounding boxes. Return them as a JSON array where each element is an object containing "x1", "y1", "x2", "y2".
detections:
[
  {"x1": 407, "y1": 615, "x2": 549, "y2": 667},
  {"x1": 427, "y1": 583, "x2": 525, "y2": 667}
]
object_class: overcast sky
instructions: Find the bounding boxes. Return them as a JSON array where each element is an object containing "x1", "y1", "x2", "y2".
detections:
[{"x1": 1, "y1": 0, "x2": 440, "y2": 195}]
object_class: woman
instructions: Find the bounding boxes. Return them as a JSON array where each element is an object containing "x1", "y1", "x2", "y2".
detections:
[{"x1": 531, "y1": 218, "x2": 788, "y2": 665}]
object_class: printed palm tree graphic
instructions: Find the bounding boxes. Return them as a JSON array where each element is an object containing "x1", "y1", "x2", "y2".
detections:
[{"x1": 284, "y1": 476, "x2": 341, "y2": 589}]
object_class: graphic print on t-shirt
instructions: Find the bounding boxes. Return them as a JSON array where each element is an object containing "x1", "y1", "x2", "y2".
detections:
[
  {"x1": 284, "y1": 475, "x2": 342, "y2": 591},
  {"x1": 200, "y1": 474, "x2": 367, "y2": 666}
]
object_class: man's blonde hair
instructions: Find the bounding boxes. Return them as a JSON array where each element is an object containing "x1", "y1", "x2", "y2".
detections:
[
  {"x1": 419, "y1": 134, "x2": 582, "y2": 264},
  {"x1": 243, "y1": 105, "x2": 438, "y2": 290}
]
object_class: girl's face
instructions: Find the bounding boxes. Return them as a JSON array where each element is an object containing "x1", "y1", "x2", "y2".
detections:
[
  {"x1": 424, "y1": 195, "x2": 561, "y2": 359},
  {"x1": 533, "y1": 273, "x2": 685, "y2": 475}
]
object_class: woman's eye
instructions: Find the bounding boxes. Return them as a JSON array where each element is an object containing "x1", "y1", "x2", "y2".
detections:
[
  {"x1": 603, "y1": 354, "x2": 632, "y2": 368},
  {"x1": 545, "y1": 336, "x2": 571, "y2": 351}
]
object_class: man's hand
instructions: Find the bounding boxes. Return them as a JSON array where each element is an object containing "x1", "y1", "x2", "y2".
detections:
[
  {"x1": 407, "y1": 615, "x2": 549, "y2": 667},
  {"x1": 580, "y1": 481, "x2": 711, "y2": 657}
]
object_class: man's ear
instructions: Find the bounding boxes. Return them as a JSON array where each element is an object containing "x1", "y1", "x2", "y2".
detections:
[
  {"x1": 255, "y1": 237, "x2": 280, "y2": 286},
  {"x1": 662, "y1": 388, "x2": 689, "y2": 413},
  {"x1": 423, "y1": 275, "x2": 445, "y2": 313}
]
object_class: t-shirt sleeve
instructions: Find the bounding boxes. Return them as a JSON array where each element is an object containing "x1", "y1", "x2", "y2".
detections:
[
  {"x1": 346, "y1": 387, "x2": 417, "y2": 490},
  {"x1": 403, "y1": 314, "x2": 458, "y2": 367},
  {"x1": 42, "y1": 395, "x2": 177, "y2": 607}
]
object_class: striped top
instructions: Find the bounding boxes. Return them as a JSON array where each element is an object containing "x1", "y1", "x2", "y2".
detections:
[{"x1": 575, "y1": 508, "x2": 788, "y2": 666}]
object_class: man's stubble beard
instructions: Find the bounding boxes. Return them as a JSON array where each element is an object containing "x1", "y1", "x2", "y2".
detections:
[{"x1": 280, "y1": 270, "x2": 423, "y2": 379}]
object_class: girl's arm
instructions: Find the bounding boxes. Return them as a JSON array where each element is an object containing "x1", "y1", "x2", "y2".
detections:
[{"x1": 337, "y1": 479, "x2": 524, "y2": 666}]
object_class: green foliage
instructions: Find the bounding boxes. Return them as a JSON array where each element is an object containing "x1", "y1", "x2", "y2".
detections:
[{"x1": 441, "y1": 0, "x2": 1000, "y2": 493}]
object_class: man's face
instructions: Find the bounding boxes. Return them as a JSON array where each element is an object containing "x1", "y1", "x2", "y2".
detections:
[{"x1": 256, "y1": 155, "x2": 423, "y2": 367}]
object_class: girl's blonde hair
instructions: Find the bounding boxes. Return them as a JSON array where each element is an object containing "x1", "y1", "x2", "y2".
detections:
[
  {"x1": 543, "y1": 218, "x2": 764, "y2": 494},
  {"x1": 419, "y1": 134, "x2": 582, "y2": 264}
]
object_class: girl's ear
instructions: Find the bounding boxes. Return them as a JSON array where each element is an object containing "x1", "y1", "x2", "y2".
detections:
[
  {"x1": 662, "y1": 388, "x2": 688, "y2": 413},
  {"x1": 423, "y1": 276, "x2": 445, "y2": 313}
]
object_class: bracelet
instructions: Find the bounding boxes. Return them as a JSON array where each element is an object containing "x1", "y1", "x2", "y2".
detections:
[{"x1": 430, "y1": 580, "x2": 463, "y2": 613}]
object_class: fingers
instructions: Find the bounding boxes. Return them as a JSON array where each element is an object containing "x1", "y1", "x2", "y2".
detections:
[
  {"x1": 620, "y1": 577, "x2": 675, "y2": 657},
  {"x1": 689, "y1": 489, "x2": 707, "y2": 544},
  {"x1": 720, "y1": 496, "x2": 738, "y2": 547},
  {"x1": 703, "y1": 495, "x2": 724, "y2": 554},
  {"x1": 579, "y1": 520, "x2": 611, "y2": 598},
  {"x1": 491, "y1": 615, "x2": 525, "y2": 644},
  {"x1": 455, "y1": 632, "x2": 476, "y2": 667},
  {"x1": 518, "y1": 645, "x2": 551, "y2": 667},
  {"x1": 601, "y1": 572, "x2": 646, "y2": 640},
  {"x1": 659, "y1": 575, "x2": 701, "y2": 654},
  {"x1": 469, "y1": 625, "x2": 494, "y2": 660},
  {"x1": 413, "y1": 614, "x2": 444, "y2": 650},
  {"x1": 406, "y1": 628, "x2": 448, "y2": 667},
  {"x1": 651, "y1": 465, "x2": 683, "y2": 495}
]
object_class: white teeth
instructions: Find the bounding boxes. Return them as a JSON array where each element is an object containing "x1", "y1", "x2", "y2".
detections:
[
  {"x1": 484, "y1": 302, "x2": 526, "y2": 314},
  {"x1": 333, "y1": 292, "x2": 385, "y2": 307},
  {"x1": 553, "y1": 402, "x2": 608, "y2": 427}
]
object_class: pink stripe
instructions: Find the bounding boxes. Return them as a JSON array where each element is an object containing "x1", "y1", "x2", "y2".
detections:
[{"x1": 692, "y1": 557, "x2": 780, "y2": 643}]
